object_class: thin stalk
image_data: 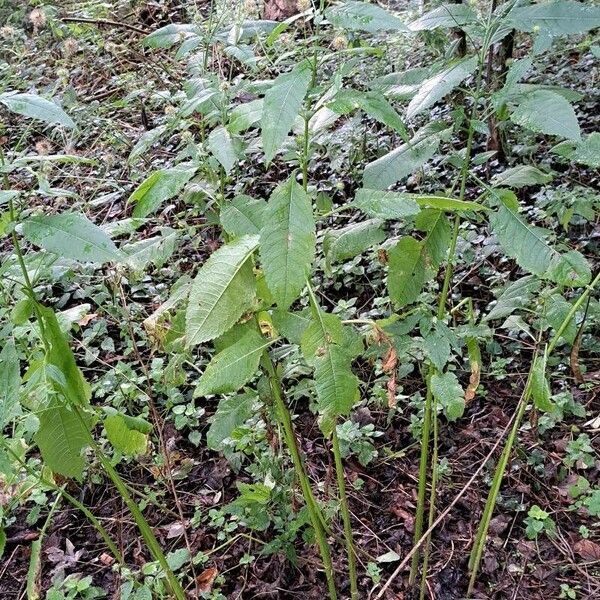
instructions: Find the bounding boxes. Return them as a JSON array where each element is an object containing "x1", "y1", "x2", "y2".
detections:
[
  {"x1": 331, "y1": 426, "x2": 358, "y2": 600},
  {"x1": 260, "y1": 352, "x2": 338, "y2": 600},
  {"x1": 1, "y1": 441, "x2": 124, "y2": 565},
  {"x1": 467, "y1": 271, "x2": 600, "y2": 596}
]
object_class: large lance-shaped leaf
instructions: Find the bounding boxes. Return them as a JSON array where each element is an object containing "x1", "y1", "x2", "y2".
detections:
[
  {"x1": 194, "y1": 329, "x2": 270, "y2": 397},
  {"x1": 261, "y1": 60, "x2": 312, "y2": 164},
  {"x1": 323, "y1": 219, "x2": 386, "y2": 265},
  {"x1": 507, "y1": 1, "x2": 600, "y2": 36},
  {"x1": 490, "y1": 198, "x2": 591, "y2": 287},
  {"x1": 221, "y1": 194, "x2": 267, "y2": 237},
  {"x1": 407, "y1": 57, "x2": 478, "y2": 119},
  {"x1": 0, "y1": 92, "x2": 75, "y2": 128},
  {"x1": 0, "y1": 341, "x2": 20, "y2": 429},
  {"x1": 363, "y1": 124, "x2": 451, "y2": 189},
  {"x1": 388, "y1": 236, "x2": 431, "y2": 308},
  {"x1": 207, "y1": 392, "x2": 258, "y2": 451},
  {"x1": 22, "y1": 212, "x2": 122, "y2": 264},
  {"x1": 35, "y1": 401, "x2": 95, "y2": 480},
  {"x1": 143, "y1": 23, "x2": 198, "y2": 48},
  {"x1": 208, "y1": 126, "x2": 238, "y2": 174},
  {"x1": 352, "y1": 189, "x2": 421, "y2": 219},
  {"x1": 431, "y1": 371, "x2": 465, "y2": 421},
  {"x1": 302, "y1": 300, "x2": 359, "y2": 437},
  {"x1": 509, "y1": 90, "x2": 580, "y2": 140},
  {"x1": 409, "y1": 3, "x2": 478, "y2": 31},
  {"x1": 260, "y1": 177, "x2": 316, "y2": 309},
  {"x1": 34, "y1": 307, "x2": 93, "y2": 479},
  {"x1": 104, "y1": 410, "x2": 152, "y2": 456},
  {"x1": 129, "y1": 167, "x2": 196, "y2": 218},
  {"x1": 325, "y1": 1, "x2": 408, "y2": 32},
  {"x1": 186, "y1": 235, "x2": 259, "y2": 346}
]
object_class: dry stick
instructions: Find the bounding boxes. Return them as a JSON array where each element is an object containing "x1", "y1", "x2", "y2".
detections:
[
  {"x1": 371, "y1": 404, "x2": 522, "y2": 600},
  {"x1": 61, "y1": 16, "x2": 149, "y2": 35}
]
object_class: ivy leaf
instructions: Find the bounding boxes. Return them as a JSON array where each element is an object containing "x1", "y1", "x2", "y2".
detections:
[
  {"x1": 409, "y1": 3, "x2": 478, "y2": 31},
  {"x1": 207, "y1": 392, "x2": 257, "y2": 451},
  {"x1": 325, "y1": 1, "x2": 408, "y2": 32},
  {"x1": 22, "y1": 212, "x2": 122, "y2": 264},
  {"x1": 363, "y1": 124, "x2": 450, "y2": 189},
  {"x1": 194, "y1": 329, "x2": 269, "y2": 397},
  {"x1": 261, "y1": 60, "x2": 312, "y2": 164},
  {"x1": 186, "y1": 235, "x2": 259, "y2": 346},
  {"x1": 0, "y1": 341, "x2": 20, "y2": 430},
  {"x1": 407, "y1": 57, "x2": 478, "y2": 120},
  {"x1": 129, "y1": 167, "x2": 196, "y2": 218},
  {"x1": 323, "y1": 219, "x2": 385, "y2": 265},
  {"x1": 510, "y1": 90, "x2": 580, "y2": 140},
  {"x1": 221, "y1": 195, "x2": 267, "y2": 238},
  {"x1": 260, "y1": 177, "x2": 316, "y2": 309},
  {"x1": 0, "y1": 92, "x2": 75, "y2": 128},
  {"x1": 431, "y1": 371, "x2": 465, "y2": 421}
]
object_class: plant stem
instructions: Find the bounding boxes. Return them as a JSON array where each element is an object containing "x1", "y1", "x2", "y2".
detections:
[
  {"x1": 260, "y1": 351, "x2": 338, "y2": 600},
  {"x1": 467, "y1": 270, "x2": 600, "y2": 596},
  {"x1": 331, "y1": 425, "x2": 358, "y2": 600}
]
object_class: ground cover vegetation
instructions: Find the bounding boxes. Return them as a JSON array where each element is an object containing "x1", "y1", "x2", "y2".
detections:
[{"x1": 0, "y1": 0, "x2": 599, "y2": 598}]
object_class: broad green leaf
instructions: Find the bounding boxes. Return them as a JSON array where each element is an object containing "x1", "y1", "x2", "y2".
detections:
[
  {"x1": 128, "y1": 125, "x2": 167, "y2": 164},
  {"x1": 407, "y1": 57, "x2": 478, "y2": 120},
  {"x1": 301, "y1": 306, "x2": 359, "y2": 437},
  {"x1": 363, "y1": 124, "x2": 450, "y2": 189},
  {"x1": 22, "y1": 212, "x2": 121, "y2": 264},
  {"x1": 545, "y1": 293, "x2": 577, "y2": 344},
  {"x1": 416, "y1": 209, "x2": 452, "y2": 270},
  {"x1": 490, "y1": 200, "x2": 590, "y2": 286},
  {"x1": 104, "y1": 413, "x2": 151, "y2": 456},
  {"x1": 129, "y1": 167, "x2": 196, "y2": 218},
  {"x1": 507, "y1": 1, "x2": 600, "y2": 36},
  {"x1": 490, "y1": 200, "x2": 558, "y2": 277},
  {"x1": 143, "y1": 23, "x2": 198, "y2": 48},
  {"x1": 207, "y1": 392, "x2": 257, "y2": 451},
  {"x1": 271, "y1": 309, "x2": 311, "y2": 344},
  {"x1": 261, "y1": 60, "x2": 312, "y2": 164},
  {"x1": 208, "y1": 126, "x2": 238, "y2": 174},
  {"x1": 186, "y1": 235, "x2": 259, "y2": 346},
  {"x1": 35, "y1": 401, "x2": 94, "y2": 480},
  {"x1": 431, "y1": 371, "x2": 464, "y2": 421},
  {"x1": 122, "y1": 228, "x2": 178, "y2": 271},
  {"x1": 227, "y1": 99, "x2": 263, "y2": 134},
  {"x1": 0, "y1": 190, "x2": 19, "y2": 205},
  {"x1": 260, "y1": 177, "x2": 315, "y2": 309},
  {"x1": 531, "y1": 355, "x2": 554, "y2": 412},
  {"x1": 553, "y1": 133, "x2": 600, "y2": 169},
  {"x1": 39, "y1": 306, "x2": 91, "y2": 407},
  {"x1": 194, "y1": 329, "x2": 269, "y2": 397},
  {"x1": 491, "y1": 165, "x2": 553, "y2": 188},
  {"x1": 547, "y1": 250, "x2": 591, "y2": 288},
  {"x1": 387, "y1": 236, "x2": 431, "y2": 308},
  {"x1": 352, "y1": 189, "x2": 421, "y2": 219},
  {"x1": 409, "y1": 4, "x2": 478, "y2": 31},
  {"x1": 510, "y1": 90, "x2": 580, "y2": 140},
  {"x1": 413, "y1": 195, "x2": 484, "y2": 212},
  {"x1": 323, "y1": 219, "x2": 385, "y2": 265},
  {"x1": 328, "y1": 90, "x2": 407, "y2": 136},
  {"x1": 325, "y1": 1, "x2": 408, "y2": 32},
  {"x1": 0, "y1": 92, "x2": 75, "y2": 128},
  {"x1": 221, "y1": 194, "x2": 267, "y2": 237},
  {"x1": 423, "y1": 328, "x2": 451, "y2": 372},
  {"x1": 0, "y1": 341, "x2": 20, "y2": 429},
  {"x1": 484, "y1": 276, "x2": 541, "y2": 321}
]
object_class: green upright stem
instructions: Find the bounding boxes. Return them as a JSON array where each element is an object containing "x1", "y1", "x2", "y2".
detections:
[
  {"x1": 331, "y1": 426, "x2": 358, "y2": 600},
  {"x1": 260, "y1": 352, "x2": 338, "y2": 600},
  {"x1": 467, "y1": 270, "x2": 600, "y2": 596}
]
